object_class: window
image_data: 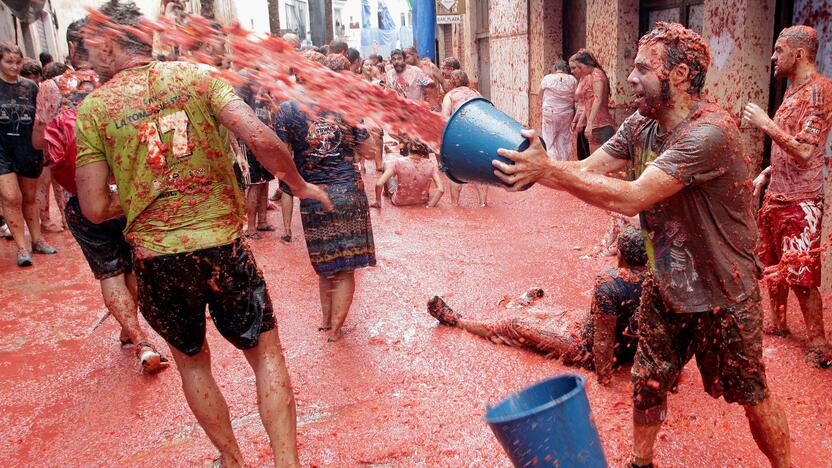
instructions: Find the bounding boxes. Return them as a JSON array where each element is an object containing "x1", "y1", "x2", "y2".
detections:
[{"x1": 639, "y1": 1, "x2": 705, "y2": 37}]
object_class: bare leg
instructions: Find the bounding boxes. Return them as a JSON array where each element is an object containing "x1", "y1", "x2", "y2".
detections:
[
  {"x1": 280, "y1": 193, "x2": 293, "y2": 240},
  {"x1": 53, "y1": 179, "x2": 68, "y2": 228},
  {"x1": 793, "y1": 286, "x2": 826, "y2": 346},
  {"x1": 766, "y1": 282, "x2": 790, "y2": 335},
  {"x1": 100, "y1": 274, "x2": 146, "y2": 346},
  {"x1": 744, "y1": 396, "x2": 791, "y2": 468},
  {"x1": 36, "y1": 167, "x2": 53, "y2": 228},
  {"x1": 245, "y1": 186, "x2": 258, "y2": 234},
  {"x1": 242, "y1": 329, "x2": 299, "y2": 467},
  {"x1": 0, "y1": 173, "x2": 29, "y2": 251},
  {"x1": 632, "y1": 422, "x2": 662, "y2": 466},
  {"x1": 19, "y1": 176, "x2": 44, "y2": 245},
  {"x1": 327, "y1": 270, "x2": 356, "y2": 342},
  {"x1": 317, "y1": 274, "x2": 333, "y2": 330},
  {"x1": 476, "y1": 185, "x2": 488, "y2": 207},
  {"x1": 169, "y1": 342, "x2": 245, "y2": 467},
  {"x1": 256, "y1": 184, "x2": 271, "y2": 229},
  {"x1": 449, "y1": 181, "x2": 462, "y2": 206}
]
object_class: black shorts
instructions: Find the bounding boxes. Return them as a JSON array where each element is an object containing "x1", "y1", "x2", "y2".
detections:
[
  {"x1": 0, "y1": 140, "x2": 42, "y2": 178},
  {"x1": 133, "y1": 238, "x2": 276, "y2": 356},
  {"x1": 632, "y1": 280, "x2": 769, "y2": 409},
  {"x1": 65, "y1": 196, "x2": 132, "y2": 280}
]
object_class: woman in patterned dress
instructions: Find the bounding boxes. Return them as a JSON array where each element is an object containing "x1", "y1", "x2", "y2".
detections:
[{"x1": 275, "y1": 54, "x2": 377, "y2": 341}]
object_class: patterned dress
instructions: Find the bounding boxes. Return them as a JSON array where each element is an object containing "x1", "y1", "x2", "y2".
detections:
[{"x1": 275, "y1": 101, "x2": 376, "y2": 276}]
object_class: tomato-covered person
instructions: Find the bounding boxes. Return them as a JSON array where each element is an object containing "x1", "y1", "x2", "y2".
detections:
[
  {"x1": 0, "y1": 42, "x2": 57, "y2": 266},
  {"x1": 492, "y1": 22, "x2": 791, "y2": 467},
  {"x1": 743, "y1": 25, "x2": 832, "y2": 368},
  {"x1": 428, "y1": 226, "x2": 649, "y2": 384},
  {"x1": 74, "y1": 2, "x2": 331, "y2": 466},
  {"x1": 386, "y1": 49, "x2": 434, "y2": 103},
  {"x1": 372, "y1": 139, "x2": 444, "y2": 208},
  {"x1": 275, "y1": 54, "x2": 377, "y2": 343},
  {"x1": 540, "y1": 59, "x2": 578, "y2": 161},
  {"x1": 441, "y1": 70, "x2": 488, "y2": 207},
  {"x1": 33, "y1": 18, "x2": 168, "y2": 373}
]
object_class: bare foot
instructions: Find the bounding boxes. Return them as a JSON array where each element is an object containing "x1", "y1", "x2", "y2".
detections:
[
  {"x1": 327, "y1": 329, "x2": 343, "y2": 342},
  {"x1": 763, "y1": 324, "x2": 790, "y2": 336},
  {"x1": 805, "y1": 344, "x2": 832, "y2": 368}
]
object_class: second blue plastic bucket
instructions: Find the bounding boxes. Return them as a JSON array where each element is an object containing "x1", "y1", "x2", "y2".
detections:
[
  {"x1": 484, "y1": 374, "x2": 607, "y2": 468},
  {"x1": 440, "y1": 97, "x2": 544, "y2": 188}
]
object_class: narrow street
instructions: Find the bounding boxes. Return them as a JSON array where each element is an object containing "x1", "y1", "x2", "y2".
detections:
[{"x1": 2, "y1": 180, "x2": 830, "y2": 466}]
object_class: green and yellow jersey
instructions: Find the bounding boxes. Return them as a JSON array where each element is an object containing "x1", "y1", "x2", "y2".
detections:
[{"x1": 75, "y1": 61, "x2": 245, "y2": 254}]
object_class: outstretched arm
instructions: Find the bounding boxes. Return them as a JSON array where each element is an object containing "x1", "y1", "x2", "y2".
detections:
[
  {"x1": 494, "y1": 130, "x2": 681, "y2": 216},
  {"x1": 219, "y1": 100, "x2": 332, "y2": 210}
]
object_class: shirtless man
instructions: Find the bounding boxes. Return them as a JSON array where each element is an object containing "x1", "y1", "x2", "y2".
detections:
[
  {"x1": 441, "y1": 70, "x2": 488, "y2": 207},
  {"x1": 372, "y1": 139, "x2": 444, "y2": 208},
  {"x1": 74, "y1": 2, "x2": 330, "y2": 466},
  {"x1": 743, "y1": 25, "x2": 832, "y2": 368},
  {"x1": 492, "y1": 22, "x2": 790, "y2": 467},
  {"x1": 428, "y1": 226, "x2": 649, "y2": 384}
]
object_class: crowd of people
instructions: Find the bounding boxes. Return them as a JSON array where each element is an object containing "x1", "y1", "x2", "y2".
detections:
[{"x1": 2, "y1": 0, "x2": 831, "y2": 466}]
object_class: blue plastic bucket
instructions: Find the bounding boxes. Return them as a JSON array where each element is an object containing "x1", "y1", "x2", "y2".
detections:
[
  {"x1": 484, "y1": 374, "x2": 607, "y2": 468},
  {"x1": 440, "y1": 97, "x2": 544, "y2": 188}
]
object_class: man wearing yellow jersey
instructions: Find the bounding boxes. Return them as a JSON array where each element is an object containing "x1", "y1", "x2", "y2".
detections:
[{"x1": 74, "y1": 2, "x2": 331, "y2": 467}]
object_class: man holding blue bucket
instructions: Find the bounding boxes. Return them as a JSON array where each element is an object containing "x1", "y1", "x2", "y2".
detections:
[{"x1": 492, "y1": 22, "x2": 791, "y2": 467}]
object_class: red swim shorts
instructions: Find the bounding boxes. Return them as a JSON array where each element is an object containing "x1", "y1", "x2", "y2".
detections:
[{"x1": 757, "y1": 197, "x2": 823, "y2": 288}]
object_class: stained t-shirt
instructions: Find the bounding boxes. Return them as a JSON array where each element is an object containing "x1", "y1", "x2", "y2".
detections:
[
  {"x1": 0, "y1": 78, "x2": 40, "y2": 160},
  {"x1": 602, "y1": 103, "x2": 761, "y2": 313},
  {"x1": 540, "y1": 73, "x2": 577, "y2": 114},
  {"x1": 75, "y1": 61, "x2": 245, "y2": 254},
  {"x1": 766, "y1": 72, "x2": 832, "y2": 202},
  {"x1": 390, "y1": 156, "x2": 436, "y2": 206},
  {"x1": 385, "y1": 66, "x2": 433, "y2": 102},
  {"x1": 275, "y1": 101, "x2": 369, "y2": 186},
  {"x1": 581, "y1": 68, "x2": 615, "y2": 129}
]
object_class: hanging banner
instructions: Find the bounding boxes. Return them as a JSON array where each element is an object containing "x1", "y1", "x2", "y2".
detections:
[{"x1": 436, "y1": 0, "x2": 465, "y2": 16}]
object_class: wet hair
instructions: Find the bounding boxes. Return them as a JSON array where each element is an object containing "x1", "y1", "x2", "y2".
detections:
[
  {"x1": 569, "y1": 49, "x2": 604, "y2": 72},
  {"x1": 20, "y1": 59, "x2": 42, "y2": 80},
  {"x1": 618, "y1": 226, "x2": 648, "y2": 267},
  {"x1": 329, "y1": 40, "x2": 348, "y2": 55},
  {"x1": 300, "y1": 49, "x2": 326, "y2": 64},
  {"x1": 0, "y1": 42, "x2": 23, "y2": 60},
  {"x1": 552, "y1": 58, "x2": 569, "y2": 73},
  {"x1": 96, "y1": 0, "x2": 153, "y2": 56},
  {"x1": 639, "y1": 22, "x2": 710, "y2": 96},
  {"x1": 44, "y1": 62, "x2": 69, "y2": 79},
  {"x1": 442, "y1": 57, "x2": 460, "y2": 70},
  {"x1": 347, "y1": 47, "x2": 361, "y2": 64},
  {"x1": 450, "y1": 69, "x2": 469, "y2": 87},
  {"x1": 39, "y1": 52, "x2": 53, "y2": 67},
  {"x1": 324, "y1": 53, "x2": 349, "y2": 72},
  {"x1": 404, "y1": 46, "x2": 418, "y2": 56},
  {"x1": 390, "y1": 49, "x2": 404, "y2": 59},
  {"x1": 66, "y1": 18, "x2": 88, "y2": 59},
  {"x1": 779, "y1": 25, "x2": 819, "y2": 62},
  {"x1": 569, "y1": 49, "x2": 609, "y2": 95}
]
